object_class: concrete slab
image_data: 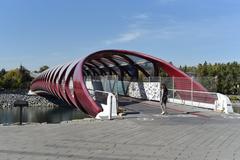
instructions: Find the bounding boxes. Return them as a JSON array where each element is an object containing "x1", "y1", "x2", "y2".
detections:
[{"x1": 1, "y1": 98, "x2": 240, "y2": 160}]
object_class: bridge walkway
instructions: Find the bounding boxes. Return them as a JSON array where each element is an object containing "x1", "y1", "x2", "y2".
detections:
[{"x1": 118, "y1": 96, "x2": 220, "y2": 119}]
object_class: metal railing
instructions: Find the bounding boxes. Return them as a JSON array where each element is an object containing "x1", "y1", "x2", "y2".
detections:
[{"x1": 85, "y1": 76, "x2": 233, "y2": 113}]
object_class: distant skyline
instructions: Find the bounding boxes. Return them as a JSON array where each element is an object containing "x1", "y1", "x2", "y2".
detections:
[{"x1": 0, "y1": 0, "x2": 240, "y2": 71}]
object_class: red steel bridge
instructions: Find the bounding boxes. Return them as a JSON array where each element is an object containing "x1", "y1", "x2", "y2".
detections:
[{"x1": 30, "y1": 50, "x2": 216, "y2": 117}]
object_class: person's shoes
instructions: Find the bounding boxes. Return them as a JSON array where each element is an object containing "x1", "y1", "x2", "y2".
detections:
[{"x1": 161, "y1": 111, "x2": 165, "y2": 115}]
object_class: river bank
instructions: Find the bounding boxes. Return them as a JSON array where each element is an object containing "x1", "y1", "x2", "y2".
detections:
[
  {"x1": 0, "y1": 90, "x2": 66, "y2": 108},
  {"x1": 0, "y1": 90, "x2": 88, "y2": 124}
]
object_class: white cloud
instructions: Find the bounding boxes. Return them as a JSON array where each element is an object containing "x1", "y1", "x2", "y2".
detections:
[
  {"x1": 133, "y1": 13, "x2": 149, "y2": 20},
  {"x1": 104, "y1": 12, "x2": 180, "y2": 45},
  {"x1": 105, "y1": 31, "x2": 143, "y2": 45}
]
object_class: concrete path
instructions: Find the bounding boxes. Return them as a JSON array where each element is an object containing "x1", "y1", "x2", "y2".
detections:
[{"x1": 1, "y1": 98, "x2": 240, "y2": 160}]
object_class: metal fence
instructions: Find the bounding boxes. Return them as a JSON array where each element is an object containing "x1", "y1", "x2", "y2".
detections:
[{"x1": 85, "y1": 76, "x2": 220, "y2": 106}]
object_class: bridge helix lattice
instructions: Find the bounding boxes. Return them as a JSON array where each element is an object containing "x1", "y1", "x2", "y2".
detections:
[{"x1": 30, "y1": 50, "x2": 215, "y2": 117}]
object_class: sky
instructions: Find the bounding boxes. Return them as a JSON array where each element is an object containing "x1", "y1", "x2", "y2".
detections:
[{"x1": 0, "y1": 0, "x2": 240, "y2": 71}]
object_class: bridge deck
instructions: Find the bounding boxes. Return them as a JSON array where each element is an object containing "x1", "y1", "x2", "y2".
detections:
[
  {"x1": 118, "y1": 96, "x2": 218, "y2": 119},
  {"x1": 1, "y1": 98, "x2": 240, "y2": 160}
]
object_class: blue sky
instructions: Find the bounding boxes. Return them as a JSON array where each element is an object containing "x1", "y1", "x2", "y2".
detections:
[{"x1": 0, "y1": 0, "x2": 240, "y2": 71}]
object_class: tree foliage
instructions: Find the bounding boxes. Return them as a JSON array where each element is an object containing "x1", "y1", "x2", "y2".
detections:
[
  {"x1": 180, "y1": 61, "x2": 240, "y2": 95},
  {"x1": 0, "y1": 62, "x2": 239, "y2": 95},
  {"x1": 0, "y1": 65, "x2": 33, "y2": 90},
  {"x1": 34, "y1": 65, "x2": 49, "y2": 73}
]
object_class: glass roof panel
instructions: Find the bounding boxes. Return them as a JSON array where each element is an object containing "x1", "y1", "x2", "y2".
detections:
[
  {"x1": 100, "y1": 58, "x2": 115, "y2": 67},
  {"x1": 138, "y1": 61, "x2": 154, "y2": 76},
  {"x1": 112, "y1": 56, "x2": 129, "y2": 66},
  {"x1": 91, "y1": 60, "x2": 104, "y2": 68},
  {"x1": 126, "y1": 55, "x2": 148, "y2": 64}
]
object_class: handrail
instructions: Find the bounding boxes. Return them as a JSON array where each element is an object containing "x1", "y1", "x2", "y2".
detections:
[
  {"x1": 87, "y1": 88, "x2": 117, "y2": 95},
  {"x1": 168, "y1": 89, "x2": 218, "y2": 95}
]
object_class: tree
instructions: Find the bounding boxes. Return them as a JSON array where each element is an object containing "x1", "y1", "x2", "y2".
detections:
[
  {"x1": 179, "y1": 61, "x2": 240, "y2": 95},
  {"x1": 0, "y1": 68, "x2": 6, "y2": 77},
  {"x1": 2, "y1": 69, "x2": 22, "y2": 89},
  {"x1": 0, "y1": 68, "x2": 6, "y2": 88},
  {"x1": 39, "y1": 65, "x2": 49, "y2": 73},
  {"x1": 34, "y1": 65, "x2": 49, "y2": 73},
  {"x1": 18, "y1": 65, "x2": 33, "y2": 89},
  {"x1": 0, "y1": 65, "x2": 33, "y2": 90}
]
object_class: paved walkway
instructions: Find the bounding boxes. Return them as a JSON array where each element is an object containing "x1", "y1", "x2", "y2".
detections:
[{"x1": 1, "y1": 98, "x2": 240, "y2": 160}]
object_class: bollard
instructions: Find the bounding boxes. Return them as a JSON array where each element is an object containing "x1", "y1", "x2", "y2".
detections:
[{"x1": 14, "y1": 100, "x2": 28, "y2": 125}]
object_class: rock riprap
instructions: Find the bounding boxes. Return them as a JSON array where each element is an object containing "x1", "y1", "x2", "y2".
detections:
[{"x1": 0, "y1": 91, "x2": 63, "y2": 108}]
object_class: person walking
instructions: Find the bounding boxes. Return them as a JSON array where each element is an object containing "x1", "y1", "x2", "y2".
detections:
[{"x1": 160, "y1": 83, "x2": 168, "y2": 115}]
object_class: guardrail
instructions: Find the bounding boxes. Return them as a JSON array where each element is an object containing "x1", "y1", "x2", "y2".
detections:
[
  {"x1": 168, "y1": 89, "x2": 233, "y2": 114},
  {"x1": 86, "y1": 77, "x2": 234, "y2": 114}
]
